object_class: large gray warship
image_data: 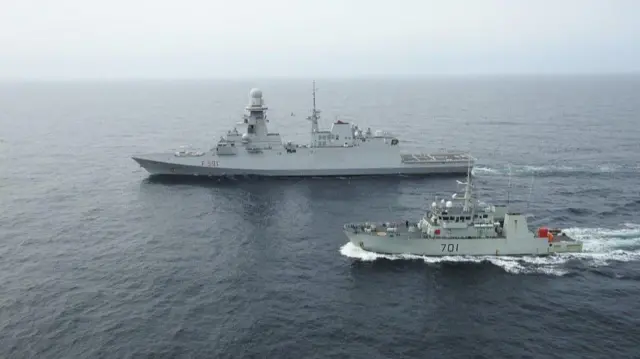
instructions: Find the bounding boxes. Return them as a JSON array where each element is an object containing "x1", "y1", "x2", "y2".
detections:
[
  {"x1": 343, "y1": 164, "x2": 583, "y2": 256},
  {"x1": 132, "y1": 83, "x2": 475, "y2": 177}
]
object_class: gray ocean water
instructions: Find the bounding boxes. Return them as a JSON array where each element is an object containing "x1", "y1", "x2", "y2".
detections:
[{"x1": 1, "y1": 76, "x2": 639, "y2": 358}]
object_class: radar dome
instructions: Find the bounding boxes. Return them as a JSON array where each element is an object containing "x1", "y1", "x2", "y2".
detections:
[
  {"x1": 445, "y1": 201, "x2": 453, "y2": 208},
  {"x1": 249, "y1": 88, "x2": 262, "y2": 99}
]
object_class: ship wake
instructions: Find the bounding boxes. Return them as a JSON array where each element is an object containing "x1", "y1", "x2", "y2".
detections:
[
  {"x1": 471, "y1": 163, "x2": 639, "y2": 178},
  {"x1": 339, "y1": 223, "x2": 640, "y2": 277}
]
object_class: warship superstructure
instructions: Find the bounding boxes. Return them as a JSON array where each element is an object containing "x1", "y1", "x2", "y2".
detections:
[
  {"x1": 343, "y1": 165, "x2": 583, "y2": 256},
  {"x1": 132, "y1": 83, "x2": 475, "y2": 177}
]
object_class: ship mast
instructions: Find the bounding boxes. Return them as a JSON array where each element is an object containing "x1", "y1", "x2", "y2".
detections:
[
  {"x1": 458, "y1": 155, "x2": 474, "y2": 213},
  {"x1": 463, "y1": 156, "x2": 473, "y2": 212},
  {"x1": 306, "y1": 81, "x2": 320, "y2": 134}
]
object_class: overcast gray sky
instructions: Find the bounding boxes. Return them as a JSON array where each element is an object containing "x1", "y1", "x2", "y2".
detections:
[{"x1": 2, "y1": 0, "x2": 639, "y2": 79}]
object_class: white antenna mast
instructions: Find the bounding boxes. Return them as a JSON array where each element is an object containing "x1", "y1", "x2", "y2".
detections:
[
  {"x1": 506, "y1": 163, "x2": 512, "y2": 207},
  {"x1": 306, "y1": 81, "x2": 320, "y2": 133},
  {"x1": 465, "y1": 154, "x2": 472, "y2": 184},
  {"x1": 456, "y1": 156, "x2": 474, "y2": 212},
  {"x1": 525, "y1": 173, "x2": 535, "y2": 213}
]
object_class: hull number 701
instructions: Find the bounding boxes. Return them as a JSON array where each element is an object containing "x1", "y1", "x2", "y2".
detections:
[{"x1": 441, "y1": 244, "x2": 459, "y2": 252}]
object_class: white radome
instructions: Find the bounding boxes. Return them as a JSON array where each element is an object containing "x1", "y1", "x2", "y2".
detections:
[{"x1": 249, "y1": 88, "x2": 262, "y2": 99}]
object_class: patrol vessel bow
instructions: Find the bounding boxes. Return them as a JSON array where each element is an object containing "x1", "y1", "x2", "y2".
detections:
[
  {"x1": 132, "y1": 83, "x2": 475, "y2": 177},
  {"x1": 343, "y1": 165, "x2": 583, "y2": 257}
]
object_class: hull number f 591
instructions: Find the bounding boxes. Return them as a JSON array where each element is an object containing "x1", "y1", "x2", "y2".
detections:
[
  {"x1": 441, "y1": 244, "x2": 459, "y2": 252},
  {"x1": 202, "y1": 160, "x2": 219, "y2": 167}
]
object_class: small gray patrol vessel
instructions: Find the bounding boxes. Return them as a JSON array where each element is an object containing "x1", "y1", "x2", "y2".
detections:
[{"x1": 343, "y1": 164, "x2": 583, "y2": 256}]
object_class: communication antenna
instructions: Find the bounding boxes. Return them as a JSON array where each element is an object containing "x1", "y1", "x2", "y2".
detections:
[
  {"x1": 525, "y1": 174, "x2": 535, "y2": 212},
  {"x1": 306, "y1": 80, "x2": 320, "y2": 133},
  {"x1": 312, "y1": 80, "x2": 317, "y2": 114},
  {"x1": 506, "y1": 163, "x2": 512, "y2": 207}
]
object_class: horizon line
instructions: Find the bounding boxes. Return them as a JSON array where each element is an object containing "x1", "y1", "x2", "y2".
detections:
[{"x1": 1, "y1": 72, "x2": 640, "y2": 83}]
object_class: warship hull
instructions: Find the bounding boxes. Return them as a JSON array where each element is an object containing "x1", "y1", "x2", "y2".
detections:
[
  {"x1": 132, "y1": 84, "x2": 476, "y2": 178},
  {"x1": 344, "y1": 231, "x2": 583, "y2": 256},
  {"x1": 132, "y1": 151, "x2": 473, "y2": 177}
]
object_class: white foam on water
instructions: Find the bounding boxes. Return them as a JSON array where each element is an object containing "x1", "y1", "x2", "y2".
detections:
[
  {"x1": 471, "y1": 163, "x2": 639, "y2": 177},
  {"x1": 470, "y1": 164, "x2": 577, "y2": 177},
  {"x1": 339, "y1": 223, "x2": 640, "y2": 277},
  {"x1": 471, "y1": 166, "x2": 499, "y2": 176},
  {"x1": 521, "y1": 164, "x2": 576, "y2": 174},
  {"x1": 339, "y1": 242, "x2": 569, "y2": 276},
  {"x1": 558, "y1": 224, "x2": 640, "y2": 266}
]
